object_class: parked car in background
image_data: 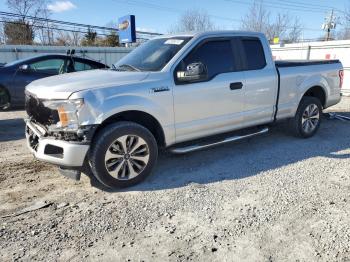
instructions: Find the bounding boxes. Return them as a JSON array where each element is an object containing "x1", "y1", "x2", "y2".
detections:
[{"x1": 0, "y1": 54, "x2": 108, "y2": 109}]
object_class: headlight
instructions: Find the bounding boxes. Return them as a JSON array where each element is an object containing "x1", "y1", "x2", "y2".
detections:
[{"x1": 43, "y1": 99, "x2": 84, "y2": 131}]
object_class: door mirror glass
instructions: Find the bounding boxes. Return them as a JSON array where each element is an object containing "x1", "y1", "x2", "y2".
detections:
[
  {"x1": 176, "y1": 62, "x2": 208, "y2": 82},
  {"x1": 19, "y1": 64, "x2": 29, "y2": 71}
]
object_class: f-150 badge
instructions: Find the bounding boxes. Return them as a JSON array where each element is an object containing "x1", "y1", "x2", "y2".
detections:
[{"x1": 150, "y1": 86, "x2": 170, "y2": 93}]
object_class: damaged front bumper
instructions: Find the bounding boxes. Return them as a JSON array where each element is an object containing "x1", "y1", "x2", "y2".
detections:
[{"x1": 25, "y1": 119, "x2": 90, "y2": 168}]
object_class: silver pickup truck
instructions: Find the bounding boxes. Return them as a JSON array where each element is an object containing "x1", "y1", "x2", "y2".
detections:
[{"x1": 24, "y1": 31, "x2": 344, "y2": 188}]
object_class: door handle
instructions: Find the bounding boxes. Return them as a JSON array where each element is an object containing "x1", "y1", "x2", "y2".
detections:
[{"x1": 230, "y1": 82, "x2": 243, "y2": 90}]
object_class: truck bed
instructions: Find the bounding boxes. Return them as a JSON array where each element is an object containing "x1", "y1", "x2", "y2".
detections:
[
  {"x1": 274, "y1": 58, "x2": 342, "y2": 122},
  {"x1": 275, "y1": 60, "x2": 340, "y2": 67}
]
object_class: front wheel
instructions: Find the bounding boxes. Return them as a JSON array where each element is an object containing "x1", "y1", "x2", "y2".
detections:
[
  {"x1": 89, "y1": 121, "x2": 158, "y2": 188},
  {"x1": 0, "y1": 87, "x2": 10, "y2": 110},
  {"x1": 289, "y1": 96, "x2": 322, "y2": 138}
]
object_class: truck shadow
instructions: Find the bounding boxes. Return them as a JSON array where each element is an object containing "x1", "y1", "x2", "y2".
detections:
[
  {"x1": 95, "y1": 113, "x2": 350, "y2": 192},
  {"x1": 0, "y1": 118, "x2": 25, "y2": 142}
]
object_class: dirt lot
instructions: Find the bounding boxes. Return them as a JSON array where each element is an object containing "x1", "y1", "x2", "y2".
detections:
[{"x1": 1, "y1": 98, "x2": 350, "y2": 262}]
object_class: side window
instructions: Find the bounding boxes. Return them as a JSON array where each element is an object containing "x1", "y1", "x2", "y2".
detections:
[
  {"x1": 73, "y1": 60, "x2": 100, "y2": 72},
  {"x1": 181, "y1": 40, "x2": 235, "y2": 80},
  {"x1": 241, "y1": 39, "x2": 266, "y2": 70},
  {"x1": 28, "y1": 58, "x2": 66, "y2": 74}
]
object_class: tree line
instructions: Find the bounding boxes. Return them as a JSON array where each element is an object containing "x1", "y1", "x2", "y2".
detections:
[
  {"x1": 1, "y1": 0, "x2": 350, "y2": 46},
  {"x1": 0, "y1": 0, "x2": 119, "y2": 46}
]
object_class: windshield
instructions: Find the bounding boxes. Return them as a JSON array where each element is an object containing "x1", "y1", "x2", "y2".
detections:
[{"x1": 114, "y1": 37, "x2": 192, "y2": 72}]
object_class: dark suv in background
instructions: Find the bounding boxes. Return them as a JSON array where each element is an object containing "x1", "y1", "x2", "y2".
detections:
[{"x1": 0, "y1": 54, "x2": 108, "y2": 109}]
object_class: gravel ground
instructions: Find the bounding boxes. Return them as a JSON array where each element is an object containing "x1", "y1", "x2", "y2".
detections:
[{"x1": 0, "y1": 98, "x2": 350, "y2": 261}]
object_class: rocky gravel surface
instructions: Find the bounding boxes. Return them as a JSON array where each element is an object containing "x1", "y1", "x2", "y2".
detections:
[{"x1": 0, "y1": 98, "x2": 350, "y2": 261}]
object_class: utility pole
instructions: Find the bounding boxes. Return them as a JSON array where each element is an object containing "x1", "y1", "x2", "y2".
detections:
[{"x1": 322, "y1": 9, "x2": 337, "y2": 41}]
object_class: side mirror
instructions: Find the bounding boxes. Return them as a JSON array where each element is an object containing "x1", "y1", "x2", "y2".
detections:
[
  {"x1": 19, "y1": 64, "x2": 29, "y2": 71},
  {"x1": 177, "y1": 62, "x2": 207, "y2": 82}
]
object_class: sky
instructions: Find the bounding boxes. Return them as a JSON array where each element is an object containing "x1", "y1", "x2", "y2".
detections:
[{"x1": 0, "y1": 0, "x2": 349, "y2": 40}]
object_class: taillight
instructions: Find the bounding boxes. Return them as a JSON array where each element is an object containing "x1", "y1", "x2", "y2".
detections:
[{"x1": 339, "y1": 70, "x2": 344, "y2": 88}]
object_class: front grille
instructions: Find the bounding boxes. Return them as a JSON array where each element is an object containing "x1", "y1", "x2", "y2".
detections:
[
  {"x1": 25, "y1": 93, "x2": 59, "y2": 126},
  {"x1": 26, "y1": 124, "x2": 39, "y2": 151}
]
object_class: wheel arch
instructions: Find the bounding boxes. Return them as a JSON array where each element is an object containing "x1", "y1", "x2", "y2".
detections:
[
  {"x1": 0, "y1": 84, "x2": 11, "y2": 108},
  {"x1": 302, "y1": 85, "x2": 326, "y2": 108},
  {"x1": 0, "y1": 84, "x2": 11, "y2": 100},
  {"x1": 94, "y1": 110, "x2": 166, "y2": 148}
]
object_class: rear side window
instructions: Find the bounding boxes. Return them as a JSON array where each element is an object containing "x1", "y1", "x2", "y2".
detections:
[
  {"x1": 241, "y1": 39, "x2": 266, "y2": 70},
  {"x1": 182, "y1": 40, "x2": 235, "y2": 80},
  {"x1": 74, "y1": 60, "x2": 94, "y2": 71}
]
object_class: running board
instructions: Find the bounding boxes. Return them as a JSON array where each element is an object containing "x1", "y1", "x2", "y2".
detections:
[{"x1": 169, "y1": 127, "x2": 269, "y2": 154}]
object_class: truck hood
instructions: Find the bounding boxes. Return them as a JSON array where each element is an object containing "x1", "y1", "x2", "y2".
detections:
[{"x1": 25, "y1": 69, "x2": 150, "y2": 99}]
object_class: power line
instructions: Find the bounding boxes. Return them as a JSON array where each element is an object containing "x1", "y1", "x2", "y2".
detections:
[
  {"x1": 115, "y1": 0, "x2": 242, "y2": 23},
  {"x1": 115, "y1": 0, "x2": 324, "y2": 32},
  {"x1": 224, "y1": 0, "x2": 330, "y2": 14},
  {"x1": 275, "y1": 0, "x2": 346, "y2": 14},
  {"x1": 0, "y1": 11, "x2": 163, "y2": 36},
  {"x1": 0, "y1": 19, "x2": 112, "y2": 36},
  {"x1": 0, "y1": 11, "x2": 117, "y2": 32},
  {"x1": 259, "y1": 0, "x2": 340, "y2": 13}
]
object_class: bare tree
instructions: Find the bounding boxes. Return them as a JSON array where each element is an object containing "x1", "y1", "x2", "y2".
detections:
[
  {"x1": 37, "y1": 8, "x2": 55, "y2": 45},
  {"x1": 337, "y1": 28, "x2": 350, "y2": 40},
  {"x1": 70, "y1": 30, "x2": 82, "y2": 46},
  {"x1": 266, "y1": 13, "x2": 289, "y2": 41},
  {"x1": 241, "y1": 0, "x2": 270, "y2": 33},
  {"x1": 337, "y1": 3, "x2": 350, "y2": 40},
  {"x1": 0, "y1": 24, "x2": 5, "y2": 44},
  {"x1": 55, "y1": 29, "x2": 83, "y2": 46},
  {"x1": 287, "y1": 19, "x2": 303, "y2": 43},
  {"x1": 5, "y1": 0, "x2": 51, "y2": 44},
  {"x1": 241, "y1": 0, "x2": 302, "y2": 43},
  {"x1": 99, "y1": 21, "x2": 119, "y2": 47},
  {"x1": 6, "y1": 0, "x2": 48, "y2": 22},
  {"x1": 169, "y1": 9, "x2": 215, "y2": 33},
  {"x1": 55, "y1": 31, "x2": 70, "y2": 46}
]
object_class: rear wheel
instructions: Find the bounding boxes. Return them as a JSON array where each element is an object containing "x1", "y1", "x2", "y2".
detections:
[
  {"x1": 289, "y1": 96, "x2": 322, "y2": 138},
  {"x1": 0, "y1": 87, "x2": 10, "y2": 110},
  {"x1": 89, "y1": 121, "x2": 158, "y2": 188}
]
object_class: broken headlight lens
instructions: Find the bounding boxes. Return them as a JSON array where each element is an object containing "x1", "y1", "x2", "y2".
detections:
[{"x1": 43, "y1": 99, "x2": 84, "y2": 131}]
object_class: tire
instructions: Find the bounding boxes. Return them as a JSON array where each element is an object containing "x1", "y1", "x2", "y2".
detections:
[
  {"x1": 0, "y1": 87, "x2": 10, "y2": 110},
  {"x1": 89, "y1": 121, "x2": 158, "y2": 188},
  {"x1": 289, "y1": 96, "x2": 322, "y2": 138}
]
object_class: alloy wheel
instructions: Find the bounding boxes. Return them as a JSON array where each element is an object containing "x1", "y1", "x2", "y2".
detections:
[
  {"x1": 302, "y1": 104, "x2": 320, "y2": 134},
  {"x1": 104, "y1": 135, "x2": 150, "y2": 180}
]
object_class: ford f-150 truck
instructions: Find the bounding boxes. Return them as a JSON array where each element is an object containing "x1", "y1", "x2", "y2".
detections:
[{"x1": 24, "y1": 31, "x2": 344, "y2": 188}]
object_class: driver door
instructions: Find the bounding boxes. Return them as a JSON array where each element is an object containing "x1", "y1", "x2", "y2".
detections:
[
  {"x1": 12, "y1": 57, "x2": 67, "y2": 102},
  {"x1": 172, "y1": 38, "x2": 246, "y2": 143}
]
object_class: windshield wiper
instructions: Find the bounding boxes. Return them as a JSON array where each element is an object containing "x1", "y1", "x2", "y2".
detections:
[{"x1": 116, "y1": 64, "x2": 141, "y2": 72}]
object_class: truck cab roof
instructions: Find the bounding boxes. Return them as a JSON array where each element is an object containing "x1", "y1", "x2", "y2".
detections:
[{"x1": 158, "y1": 30, "x2": 266, "y2": 39}]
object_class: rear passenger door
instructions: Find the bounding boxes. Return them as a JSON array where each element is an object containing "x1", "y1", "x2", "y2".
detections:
[
  {"x1": 238, "y1": 37, "x2": 279, "y2": 126},
  {"x1": 173, "y1": 38, "x2": 246, "y2": 143}
]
